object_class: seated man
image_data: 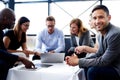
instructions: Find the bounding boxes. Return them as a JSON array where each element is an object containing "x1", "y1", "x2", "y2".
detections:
[
  {"x1": 65, "y1": 5, "x2": 120, "y2": 80},
  {"x1": 33, "y1": 16, "x2": 65, "y2": 60},
  {"x1": 0, "y1": 8, "x2": 35, "y2": 80}
]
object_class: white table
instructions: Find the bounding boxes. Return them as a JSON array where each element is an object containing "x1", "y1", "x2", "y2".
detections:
[{"x1": 7, "y1": 60, "x2": 86, "y2": 80}]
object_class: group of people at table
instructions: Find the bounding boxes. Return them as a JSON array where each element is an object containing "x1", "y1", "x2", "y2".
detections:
[{"x1": 0, "y1": 4, "x2": 120, "y2": 80}]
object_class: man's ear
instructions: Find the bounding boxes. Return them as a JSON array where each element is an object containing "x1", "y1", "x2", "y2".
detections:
[{"x1": 108, "y1": 15, "x2": 111, "y2": 21}]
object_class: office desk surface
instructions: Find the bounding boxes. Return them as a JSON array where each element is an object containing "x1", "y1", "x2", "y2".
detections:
[{"x1": 7, "y1": 60, "x2": 85, "y2": 80}]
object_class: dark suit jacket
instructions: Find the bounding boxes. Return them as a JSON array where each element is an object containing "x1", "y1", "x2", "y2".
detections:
[
  {"x1": 0, "y1": 30, "x2": 18, "y2": 66},
  {"x1": 0, "y1": 30, "x2": 18, "y2": 80},
  {"x1": 79, "y1": 23, "x2": 120, "y2": 77},
  {"x1": 68, "y1": 30, "x2": 94, "y2": 58}
]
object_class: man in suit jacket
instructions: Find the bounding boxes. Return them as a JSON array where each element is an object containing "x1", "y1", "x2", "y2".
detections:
[
  {"x1": 65, "y1": 5, "x2": 120, "y2": 80},
  {"x1": 0, "y1": 8, "x2": 35, "y2": 80}
]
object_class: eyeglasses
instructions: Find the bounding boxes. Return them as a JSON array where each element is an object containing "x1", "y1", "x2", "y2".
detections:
[
  {"x1": 47, "y1": 25, "x2": 54, "y2": 28},
  {"x1": 23, "y1": 23, "x2": 29, "y2": 27}
]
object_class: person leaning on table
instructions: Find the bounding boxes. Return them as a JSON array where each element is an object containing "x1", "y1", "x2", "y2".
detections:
[
  {"x1": 0, "y1": 8, "x2": 35, "y2": 80},
  {"x1": 3, "y1": 16, "x2": 38, "y2": 58},
  {"x1": 65, "y1": 5, "x2": 120, "y2": 80},
  {"x1": 33, "y1": 16, "x2": 65, "y2": 60}
]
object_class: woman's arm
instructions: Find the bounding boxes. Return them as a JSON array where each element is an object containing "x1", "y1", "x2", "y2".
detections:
[
  {"x1": 75, "y1": 42, "x2": 98, "y2": 54},
  {"x1": 3, "y1": 36, "x2": 10, "y2": 49},
  {"x1": 21, "y1": 42, "x2": 30, "y2": 57},
  {"x1": 84, "y1": 43, "x2": 98, "y2": 53},
  {"x1": 3, "y1": 36, "x2": 24, "y2": 53},
  {"x1": 22, "y1": 42, "x2": 40, "y2": 57}
]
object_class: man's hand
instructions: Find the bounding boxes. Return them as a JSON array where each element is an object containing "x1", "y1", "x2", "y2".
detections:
[
  {"x1": 65, "y1": 54, "x2": 79, "y2": 66},
  {"x1": 18, "y1": 56, "x2": 35, "y2": 69},
  {"x1": 48, "y1": 50, "x2": 55, "y2": 54}
]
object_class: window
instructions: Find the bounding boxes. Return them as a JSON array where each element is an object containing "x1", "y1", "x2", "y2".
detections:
[
  {"x1": 15, "y1": 1, "x2": 99, "y2": 35},
  {"x1": 2, "y1": 0, "x2": 119, "y2": 35},
  {"x1": 0, "y1": 1, "x2": 5, "y2": 10},
  {"x1": 15, "y1": 3, "x2": 48, "y2": 34},
  {"x1": 50, "y1": 1, "x2": 99, "y2": 35},
  {"x1": 103, "y1": 1, "x2": 120, "y2": 27}
]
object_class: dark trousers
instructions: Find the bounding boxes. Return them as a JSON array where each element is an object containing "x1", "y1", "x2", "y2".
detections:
[
  {"x1": 0, "y1": 61, "x2": 9, "y2": 80},
  {"x1": 84, "y1": 67, "x2": 120, "y2": 80}
]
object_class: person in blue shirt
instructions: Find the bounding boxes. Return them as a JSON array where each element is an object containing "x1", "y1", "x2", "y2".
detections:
[{"x1": 33, "y1": 16, "x2": 65, "y2": 59}]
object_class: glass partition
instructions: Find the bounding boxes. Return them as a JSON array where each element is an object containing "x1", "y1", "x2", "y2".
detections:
[
  {"x1": 1, "y1": 0, "x2": 119, "y2": 35},
  {"x1": 50, "y1": 1, "x2": 99, "y2": 35},
  {"x1": 0, "y1": 1, "x2": 6, "y2": 10},
  {"x1": 103, "y1": 1, "x2": 120, "y2": 27}
]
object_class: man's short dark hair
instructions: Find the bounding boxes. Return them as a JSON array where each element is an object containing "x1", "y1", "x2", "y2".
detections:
[
  {"x1": 46, "y1": 16, "x2": 55, "y2": 22},
  {"x1": 92, "y1": 5, "x2": 109, "y2": 15}
]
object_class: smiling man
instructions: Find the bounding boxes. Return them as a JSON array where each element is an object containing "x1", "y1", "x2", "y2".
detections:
[{"x1": 65, "y1": 5, "x2": 120, "y2": 80}]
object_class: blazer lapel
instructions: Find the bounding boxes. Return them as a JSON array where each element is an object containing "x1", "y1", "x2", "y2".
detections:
[{"x1": 71, "y1": 35, "x2": 77, "y2": 47}]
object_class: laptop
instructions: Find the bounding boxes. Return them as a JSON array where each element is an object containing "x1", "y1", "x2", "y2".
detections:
[{"x1": 40, "y1": 53, "x2": 65, "y2": 63}]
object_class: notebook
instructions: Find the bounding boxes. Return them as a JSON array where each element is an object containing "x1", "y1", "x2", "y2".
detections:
[{"x1": 40, "y1": 53, "x2": 65, "y2": 63}]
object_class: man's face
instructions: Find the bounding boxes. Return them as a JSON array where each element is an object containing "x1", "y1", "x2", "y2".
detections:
[
  {"x1": 46, "y1": 21, "x2": 55, "y2": 34},
  {"x1": 3, "y1": 16, "x2": 15, "y2": 29},
  {"x1": 0, "y1": 12, "x2": 15, "y2": 30},
  {"x1": 91, "y1": 9, "x2": 111, "y2": 32}
]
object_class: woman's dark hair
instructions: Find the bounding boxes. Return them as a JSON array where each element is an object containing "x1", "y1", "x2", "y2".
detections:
[
  {"x1": 19, "y1": 17, "x2": 30, "y2": 25},
  {"x1": 13, "y1": 16, "x2": 30, "y2": 42}
]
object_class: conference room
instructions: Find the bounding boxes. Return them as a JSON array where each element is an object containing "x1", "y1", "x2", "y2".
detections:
[{"x1": 0, "y1": 0, "x2": 120, "y2": 80}]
